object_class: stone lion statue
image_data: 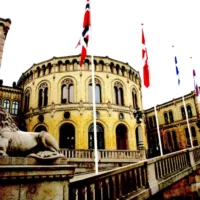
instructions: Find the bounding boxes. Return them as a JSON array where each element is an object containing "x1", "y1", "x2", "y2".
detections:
[{"x1": 0, "y1": 105, "x2": 64, "y2": 159}]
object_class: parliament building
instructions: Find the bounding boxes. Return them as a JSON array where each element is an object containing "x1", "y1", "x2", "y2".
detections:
[
  {"x1": 1, "y1": 17, "x2": 199, "y2": 155},
  {"x1": 0, "y1": 53, "x2": 147, "y2": 151}
]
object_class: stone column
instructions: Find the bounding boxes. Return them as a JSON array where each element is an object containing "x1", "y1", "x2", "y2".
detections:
[{"x1": 0, "y1": 18, "x2": 11, "y2": 67}]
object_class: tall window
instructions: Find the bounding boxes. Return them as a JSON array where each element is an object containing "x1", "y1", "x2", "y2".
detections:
[
  {"x1": 88, "y1": 79, "x2": 101, "y2": 103},
  {"x1": 167, "y1": 132, "x2": 173, "y2": 149},
  {"x1": 132, "y1": 88, "x2": 137, "y2": 109},
  {"x1": 169, "y1": 111, "x2": 174, "y2": 123},
  {"x1": 172, "y1": 131, "x2": 178, "y2": 150},
  {"x1": 37, "y1": 67, "x2": 41, "y2": 77},
  {"x1": 191, "y1": 126, "x2": 198, "y2": 146},
  {"x1": 11, "y1": 101, "x2": 18, "y2": 115},
  {"x1": 61, "y1": 79, "x2": 74, "y2": 104},
  {"x1": 153, "y1": 116, "x2": 156, "y2": 127},
  {"x1": 38, "y1": 82, "x2": 48, "y2": 107},
  {"x1": 164, "y1": 112, "x2": 169, "y2": 124},
  {"x1": 3, "y1": 99, "x2": 10, "y2": 112},
  {"x1": 185, "y1": 128, "x2": 190, "y2": 147},
  {"x1": 187, "y1": 105, "x2": 193, "y2": 118},
  {"x1": 24, "y1": 90, "x2": 30, "y2": 112},
  {"x1": 149, "y1": 117, "x2": 153, "y2": 128},
  {"x1": 88, "y1": 123, "x2": 104, "y2": 149},
  {"x1": 114, "y1": 81, "x2": 124, "y2": 105},
  {"x1": 181, "y1": 107, "x2": 186, "y2": 119}
]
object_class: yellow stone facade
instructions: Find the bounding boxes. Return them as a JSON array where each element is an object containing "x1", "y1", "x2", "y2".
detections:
[
  {"x1": 145, "y1": 92, "x2": 200, "y2": 157},
  {"x1": 15, "y1": 55, "x2": 148, "y2": 150},
  {"x1": 0, "y1": 84, "x2": 23, "y2": 127}
]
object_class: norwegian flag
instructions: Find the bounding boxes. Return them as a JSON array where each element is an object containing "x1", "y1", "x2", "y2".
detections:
[
  {"x1": 77, "y1": 0, "x2": 90, "y2": 67},
  {"x1": 193, "y1": 69, "x2": 199, "y2": 96},
  {"x1": 142, "y1": 27, "x2": 150, "y2": 88}
]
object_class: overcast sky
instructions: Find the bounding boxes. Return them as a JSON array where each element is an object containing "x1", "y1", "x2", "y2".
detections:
[{"x1": 0, "y1": 0, "x2": 200, "y2": 109}]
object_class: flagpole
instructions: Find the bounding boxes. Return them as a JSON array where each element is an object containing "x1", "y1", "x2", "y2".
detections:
[
  {"x1": 173, "y1": 46, "x2": 193, "y2": 148},
  {"x1": 89, "y1": 0, "x2": 99, "y2": 174},
  {"x1": 182, "y1": 95, "x2": 193, "y2": 148},
  {"x1": 142, "y1": 24, "x2": 163, "y2": 156},
  {"x1": 190, "y1": 57, "x2": 200, "y2": 102},
  {"x1": 154, "y1": 106, "x2": 163, "y2": 155}
]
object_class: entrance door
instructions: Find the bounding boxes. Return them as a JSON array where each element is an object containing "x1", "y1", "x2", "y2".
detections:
[
  {"x1": 116, "y1": 124, "x2": 128, "y2": 150},
  {"x1": 59, "y1": 123, "x2": 75, "y2": 149},
  {"x1": 88, "y1": 123, "x2": 105, "y2": 149}
]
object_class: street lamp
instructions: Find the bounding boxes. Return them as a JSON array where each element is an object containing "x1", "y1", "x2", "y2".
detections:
[{"x1": 133, "y1": 106, "x2": 143, "y2": 124}]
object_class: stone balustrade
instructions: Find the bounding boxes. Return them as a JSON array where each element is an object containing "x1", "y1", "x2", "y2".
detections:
[
  {"x1": 68, "y1": 146, "x2": 200, "y2": 199},
  {"x1": 69, "y1": 161, "x2": 148, "y2": 200},
  {"x1": 59, "y1": 149, "x2": 142, "y2": 163},
  {"x1": 193, "y1": 146, "x2": 200, "y2": 163}
]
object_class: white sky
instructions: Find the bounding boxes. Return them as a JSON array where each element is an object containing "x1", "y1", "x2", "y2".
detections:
[{"x1": 0, "y1": 0, "x2": 200, "y2": 109}]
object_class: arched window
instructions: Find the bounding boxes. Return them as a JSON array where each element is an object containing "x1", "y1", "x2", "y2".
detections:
[
  {"x1": 88, "y1": 123, "x2": 104, "y2": 149},
  {"x1": 38, "y1": 82, "x2": 48, "y2": 107},
  {"x1": 37, "y1": 67, "x2": 41, "y2": 77},
  {"x1": 58, "y1": 61, "x2": 62, "y2": 72},
  {"x1": 44, "y1": 87, "x2": 48, "y2": 106},
  {"x1": 24, "y1": 90, "x2": 30, "y2": 112},
  {"x1": 42, "y1": 65, "x2": 46, "y2": 75},
  {"x1": 114, "y1": 81, "x2": 124, "y2": 105},
  {"x1": 185, "y1": 128, "x2": 190, "y2": 147},
  {"x1": 149, "y1": 117, "x2": 153, "y2": 128},
  {"x1": 187, "y1": 105, "x2": 193, "y2": 118},
  {"x1": 172, "y1": 131, "x2": 178, "y2": 150},
  {"x1": 129, "y1": 70, "x2": 132, "y2": 80},
  {"x1": 116, "y1": 124, "x2": 128, "y2": 150},
  {"x1": 59, "y1": 123, "x2": 75, "y2": 149},
  {"x1": 61, "y1": 79, "x2": 74, "y2": 104},
  {"x1": 72, "y1": 59, "x2": 78, "y2": 70},
  {"x1": 181, "y1": 107, "x2": 186, "y2": 119},
  {"x1": 121, "y1": 66, "x2": 125, "y2": 77},
  {"x1": 11, "y1": 101, "x2": 18, "y2": 115},
  {"x1": 35, "y1": 125, "x2": 47, "y2": 132},
  {"x1": 30, "y1": 71, "x2": 33, "y2": 81},
  {"x1": 191, "y1": 126, "x2": 198, "y2": 146},
  {"x1": 167, "y1": 132, "x2": 173, "y2": 150},
  {"x1": 88, "y1": 79, "x2": 101, "y2": 103},
  {"x1": 116, "y1": 64, "x2": 120, "y2": 75},
  {"x1": 164, "y1": 112, "x2": 169, "y2": 124},
  {"x1": 132, "y1": 88, "x2": 137, "y2": 109},
  {"x1": 153, "y1": 116, "x2": 156, "y2": 127},
  {"x1": 110, "y1": 63, "x2": 114, "y2": 73},
  {"x1": 114, "y1": 86, "x2": 118, "y2": 104},
  {"x1": 47, "y1": 63, "x2": 52, "y2": 74},
  {"x1": 191, "y1": 126, "x2": 196, "y2": 137},
  {"x1": 3, "y1": 99, "x2": 10, "y2": 112},
  {"x1": 169, "y1": 111, "x2": 174, "y2": 123}
]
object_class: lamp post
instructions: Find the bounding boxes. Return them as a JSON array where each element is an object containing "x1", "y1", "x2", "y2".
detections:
[
  {"x1": 134, "y1": 106, "x2": 145, "y2": 149},
  {"x1": 134, "y1": 106, "x2": 143, "y2": 124}
]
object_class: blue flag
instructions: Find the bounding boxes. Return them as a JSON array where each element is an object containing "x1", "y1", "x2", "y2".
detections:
[{"x1": 175, "y1": 56, "x2": 180, "y2": 85}]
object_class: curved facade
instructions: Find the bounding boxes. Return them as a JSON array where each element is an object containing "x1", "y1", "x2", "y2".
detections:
[{"x1": 17, "y1": 55, "x2": 147, "y2": 150}]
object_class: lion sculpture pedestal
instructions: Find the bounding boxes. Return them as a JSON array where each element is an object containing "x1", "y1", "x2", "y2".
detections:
[{"x1": 0, "y1": 106, "x2": 76, "y2": 200}]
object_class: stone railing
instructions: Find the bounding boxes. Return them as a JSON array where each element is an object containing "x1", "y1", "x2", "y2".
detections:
[
  {"x1": 68, "y1": 146, "x2": 200, "y2": 199},
  {"x1": 69, "y1": 161, "x2": 148, "y2": 200},
  {"x1": 58, "y1": 149, "x2": 143, "y2": 162},
  {"x1": 154, "y1": 150, "x2": 190, "y2": 180},
  {"x1": 193, "y1": 146, "x2": 200, "y2": 163}
]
